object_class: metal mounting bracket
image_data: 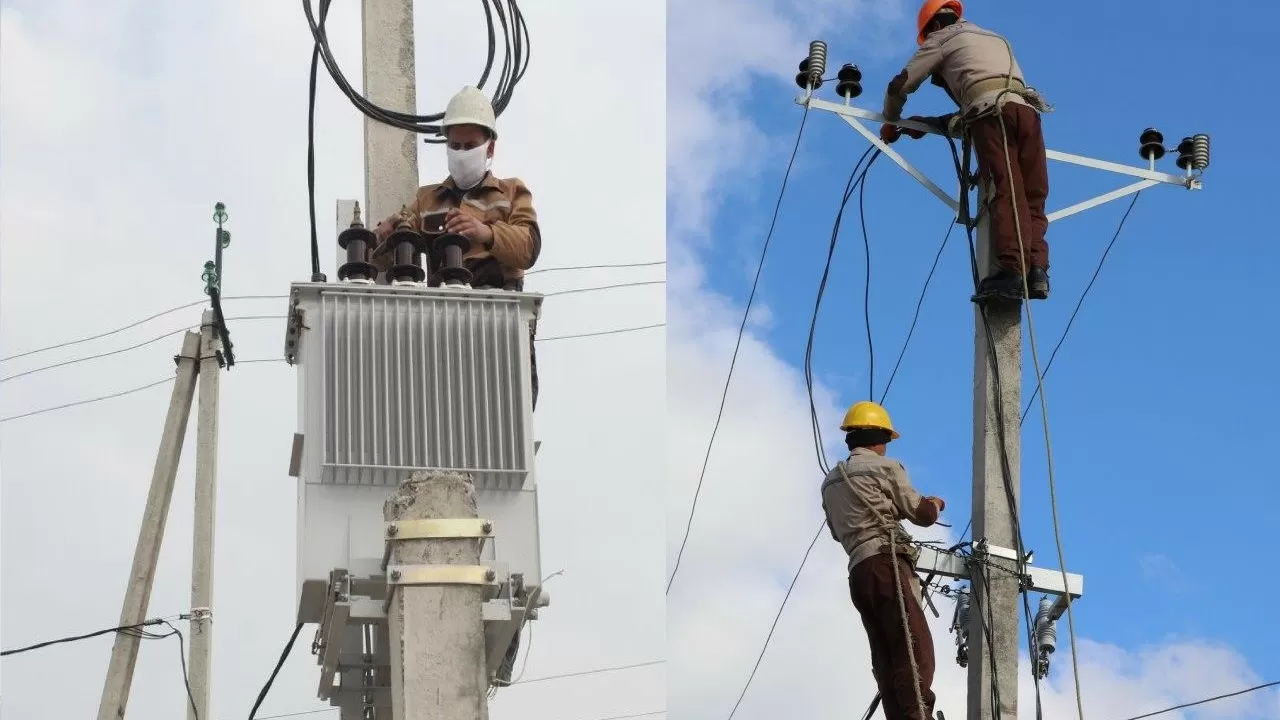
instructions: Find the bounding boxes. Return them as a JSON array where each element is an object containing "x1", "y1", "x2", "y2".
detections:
[
  {"x1": 384, "y1": 518, "x2": 493, "y2": 540},
  {"x1": 386, "y1": 564, "x2": 496, "y2": 586},
  {"x1": 796, "y1": 94, "x2": 1203, "y2": 225}
]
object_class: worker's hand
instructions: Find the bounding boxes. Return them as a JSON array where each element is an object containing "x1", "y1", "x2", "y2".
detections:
[
  {"x1": 879, "y1": 123, "x2": 901, "y2": 144},
  {"x1": 374, "y1": 217, "x2": 396, "y2": 244},
  {"x1": 445, "y1": 208, "x2": 494, "y2": 248},
  {"x1": 926, "y1": 496, "x2": 945, "y2": 513},
  {"x1": 902, "y1": 116, "x2": 929, "y2": 139}
]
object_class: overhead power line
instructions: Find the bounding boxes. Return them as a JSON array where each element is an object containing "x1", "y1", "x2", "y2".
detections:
[
  {"x1": 1114, "y1": 679, "x2": 1280, "y2": 720},
  {"x1": 668, "y1": 103, "x2": 813, "y2": 596},
  {"x1": 1, "y1": 280, "x2": 662, "y2": 366},
  {"x1": 0, "y1": 316, "x2": 285, "y2": 384},
  {"x1": 0, "y1": 322, "x2": 664, "y2": 424},
  {"x1": 1020, "y1": 191, "x2": 1141, "y2": 422},
  {"x1": 526, "y1": 261, "x2": 665, "y2": 275},
  {"x1": 512, "y1": 659, "x2": 664, "y2": 685}
]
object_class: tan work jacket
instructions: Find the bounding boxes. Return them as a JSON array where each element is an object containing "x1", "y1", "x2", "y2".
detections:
[
  {"x1": 372, "y1": 173, "x2": 541, "y2": 289},
  {"x1": 882, "y1": 19, "x2": 1030, "y2": 123},
  {"x1": 820, "y1": 448, "x2": 939, "y2": 573}
]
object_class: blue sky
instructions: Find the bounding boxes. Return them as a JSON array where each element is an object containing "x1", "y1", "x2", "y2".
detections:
[{"x1": 682, "y1": 0, "x2": 1279, "y2": 697}]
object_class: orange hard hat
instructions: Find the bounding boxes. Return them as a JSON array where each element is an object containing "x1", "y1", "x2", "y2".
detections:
[{"x1": 917, "y1": 0, "x2": 963, "y2": 45}]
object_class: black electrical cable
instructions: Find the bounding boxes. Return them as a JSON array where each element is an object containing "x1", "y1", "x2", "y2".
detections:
[
  {"x1": 0, "y1": 618, "x2": 169, "y2": 656},
  {"x1": 301, "y1": 0, "x2": 529, "y2": 280},
  {"x1": 249, "y1": 623, "x2": 305, "y2": 719},
  {"x1": 161, "y1": 620, "x2": 200, "y2": 720},
  {"x1": 879, "y1": 219, "x2": 955, "y2": 405},
  {"x1": 805, "y1": 147, "x2": 877, "y2": 475},
  {"x1": 1020, "y1": 191, "x2": 1141, "y2": 423},
  {"x1": 1115, "y1": 679, "x2": 1280, "y2": 720},
  {"x1": 858, "y1": 153, "x2": 876, "y2": 402},
  {"x1": 668, "y1": 104, "x2": 813, "y2": 596}
]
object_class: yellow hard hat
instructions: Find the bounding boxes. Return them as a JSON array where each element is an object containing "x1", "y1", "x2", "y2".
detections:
[{"x1": 839, "y1": 401, "x2": 901, "y2": 439}]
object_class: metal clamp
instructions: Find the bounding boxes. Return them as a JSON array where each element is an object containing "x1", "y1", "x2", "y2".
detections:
[
  {"x1": 386, "y1": 564, "x2": 496, "y2": 586},
  {"x1": 384, "y1": 518, "x2": 493, "y2": 541},
  {"x1": 189, "y1": 607, "x2": 213, "y2": 622}
]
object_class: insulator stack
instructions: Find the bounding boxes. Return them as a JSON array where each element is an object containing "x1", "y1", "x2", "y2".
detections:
[
  {"x1": 434, "y1": 233, "x2": 474, "y2": 287},
  {"x1": 1175, "y1": 136, "x2": 1197, "y2": 171},
  {"x1": 836, "y1": 64, "x2": 863, "y2": 100},
  {"x1": 794, "y1": 40, "x2": 827, "y2": 90},
  {"x1": 1138, "y1": 128, "x2": 1166, "y2": 162},
  {"x1": 1033, "y1": 596, "x2": 1058, "y2": 679},
  {"x1": 387, "y1": 220, "x2": 428, "y2": 284},
  {"x1": 953, "y1": 590, "x2": 971, "y2": 668},
  {"x1": 1190, "y1": 133, "x2": 1211, "y2": 171},
  {"x1": 337, "y1": 202, "x2": 378, "y2": 283}
]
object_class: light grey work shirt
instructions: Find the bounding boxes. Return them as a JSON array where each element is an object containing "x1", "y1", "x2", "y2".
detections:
[
  {"x1": 882, "y1": 18, "x2": 1029, "y2": 122},
  {"x1": 820, "y1": 447, "x2": 939, "y2": 573}
]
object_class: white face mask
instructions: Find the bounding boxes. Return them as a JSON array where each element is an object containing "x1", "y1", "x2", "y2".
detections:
[{"x1": 447, "y1": 144, "x2": 490, "y2": 190}]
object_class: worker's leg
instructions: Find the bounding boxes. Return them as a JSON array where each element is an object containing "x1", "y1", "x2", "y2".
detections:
[
  {"x1": 850, "y1": 563, "x2": 900, "y2": 719},
  {"x1": 871, "y1": 555, "x2": 936, "y2": 720},
  {"x1": 970, "y1": 107, "x2": 1034, "y2": 275},
  {"x1": 1014, "y1": 104, "x2": 1050, "y2": 270}
]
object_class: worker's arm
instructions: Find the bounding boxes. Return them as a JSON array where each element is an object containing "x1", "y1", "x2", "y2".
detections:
[
  {"x1": 487, "y1": 177, "x2": 542, "y2": 270},
  {"x1": 885, "y1": 462, "x2": 941, "y2": 527},
  {"x1": 882, "y1": 36, "x2": 948, "y2": 121}
]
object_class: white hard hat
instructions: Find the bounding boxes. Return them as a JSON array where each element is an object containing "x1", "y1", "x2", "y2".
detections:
[{"x1": 442, "y1": 86, "x2": 497, "y2": 139}]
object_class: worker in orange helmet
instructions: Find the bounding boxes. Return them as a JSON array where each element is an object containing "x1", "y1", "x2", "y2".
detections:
[
  {"x1": 821, "y1": 401, "x2": 947, "y2": 720},
  {"x1": 879, "y1": 0, "x2": 1055, "y2": 303}
]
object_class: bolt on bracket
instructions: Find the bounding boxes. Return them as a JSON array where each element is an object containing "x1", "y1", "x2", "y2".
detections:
[{"x1": 384, "y1": 518, "x2": 493, "y2": 541}]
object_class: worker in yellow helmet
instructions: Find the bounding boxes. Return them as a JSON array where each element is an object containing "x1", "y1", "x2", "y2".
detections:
[
  {"x1": 878, "y1": 0, "x2": 1055, "y2": 304},
  {"x1": 820, "y1": 401, "x2": 946, "y2": 720}
]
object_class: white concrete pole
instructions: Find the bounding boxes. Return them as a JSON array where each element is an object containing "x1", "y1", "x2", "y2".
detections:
[
  {"x1": 187, "y1": 310, "x2": 222, "y2": 720},
  {"x1": 97, "y1": 331, "x2": 202, "y2": 720}
]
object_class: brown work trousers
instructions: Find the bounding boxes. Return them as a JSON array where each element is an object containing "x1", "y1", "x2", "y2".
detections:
[
  {"x1": 849, "y1": 552, "x2": 936, "y2": 720},
  {"x1": 969, "y1": 102, "x2": 1050, "y2": 273}
]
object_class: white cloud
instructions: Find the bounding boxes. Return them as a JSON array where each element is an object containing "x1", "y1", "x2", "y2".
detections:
[
  {"x1": 1, "y1": 2, "x2": 663, "y2": 719},
  {"x1": 664, "y1": 2, "x2": 1279, "y2": 719}
]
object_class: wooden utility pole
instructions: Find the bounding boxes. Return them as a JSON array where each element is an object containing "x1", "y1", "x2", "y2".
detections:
[
  {"x1": 966, "y1": 198, "x2": 1023, "y2": 720},
  {"x1": 97, "y1": 331, "x2": 201, "y2": 720},
  {"x1": 187, "y1": 310, "x2": 222, "y2": 719},
  {"x1": 384, "y1": 472, "x2": 490, "y2": 720}
]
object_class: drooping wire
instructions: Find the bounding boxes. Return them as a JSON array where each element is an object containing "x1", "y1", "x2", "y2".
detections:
[
  {"x1": 667, "y1": 104, "x2": 813, "y2": 596},
  {"x1": 725, "y1": 520, "x2": 825, "y2": 720},
  {"x1": 880, "y1": 219, "x2": 955, "y2": 404},
  {"x1": 804, "y1": 147, "x2": 877, "y2": 475},
  {"x1": 1114, "y1": 679, "x2": 1280, "y2": 720},
  {"x1": 1020, "y1": 191, "x2": 1141, "y2": 423}
]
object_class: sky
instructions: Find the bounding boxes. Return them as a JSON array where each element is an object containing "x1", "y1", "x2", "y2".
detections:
[
  {"x1": 666, "y1": 0, "x2": 1280, "y2": 719},
  {"x1": 0, "y1": 2, "x2": 664, "y2": 719}
]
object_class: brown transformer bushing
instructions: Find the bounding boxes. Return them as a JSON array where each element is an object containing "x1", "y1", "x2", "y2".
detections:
[
  {"x1": 387, "y1": 220, "x2": 428, "y2": 283},
  {"x1": 337, "y1": 205, "x2": 378, "y2": 282},
  {"x1": 433, "y1": 233, "x2": 473, "y2": 286}
]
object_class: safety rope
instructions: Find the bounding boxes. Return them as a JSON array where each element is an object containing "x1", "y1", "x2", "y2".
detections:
[
  {"x1": 989, "y1": 35, "x2": 1087, "y2": 720},
  {"x1": 836, "y1": 460, "x2": 929, "y2": 720}
]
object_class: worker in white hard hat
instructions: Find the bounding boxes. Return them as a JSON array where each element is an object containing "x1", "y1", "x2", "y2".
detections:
[
  {"x1": 820, "y1": 401, "x2": 946, "y2": 720},
  {"x1": 370, "y1": 85, "x2": 543, "y2": 408}
]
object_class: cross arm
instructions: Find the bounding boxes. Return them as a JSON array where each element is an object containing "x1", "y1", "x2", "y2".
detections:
[{"x1": 914, "y1": 544, "x2": 1084, "y2": 600}]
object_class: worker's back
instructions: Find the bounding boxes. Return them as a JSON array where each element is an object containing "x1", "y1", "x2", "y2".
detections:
[
  {"x1": 820, "y1": 448, "x2": 918, "y2": 572},
  {"x1": 929, "y1": 19, "x2": 1027, "y2": 113}
]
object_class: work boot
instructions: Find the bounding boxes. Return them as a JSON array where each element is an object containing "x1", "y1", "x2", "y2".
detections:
[
  {"x1": 970, "y1": 268, "x2": 1024, "y2": 303},
  {"x1": 1027, "y1": 266, "x2": 1050, "y2": 300}
]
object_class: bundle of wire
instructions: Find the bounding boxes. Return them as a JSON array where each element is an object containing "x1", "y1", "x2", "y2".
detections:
[
  {"x1": 303, "y1": 0, "x2": 530, "y2": 137},
  {"x1": 301, "y1": 0, "x2": 531, "y2": 280}
]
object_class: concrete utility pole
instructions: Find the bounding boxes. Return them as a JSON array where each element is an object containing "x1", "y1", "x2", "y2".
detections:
[
  {"x1": 361, "y1": 0, "x2": 420, "y2": 227},
  {"x1": 384, "y1": 472, "x2": 490, "y2": 720},
  {"x1": 97, "y1": 331, "x2": 201, "y2": 720},
  {"x1": 187, "y1": 310, "x2": 222, "y2": 720},
  {"x1": 967, "y1": 200, "x2": 1022, "y2": 720}
]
